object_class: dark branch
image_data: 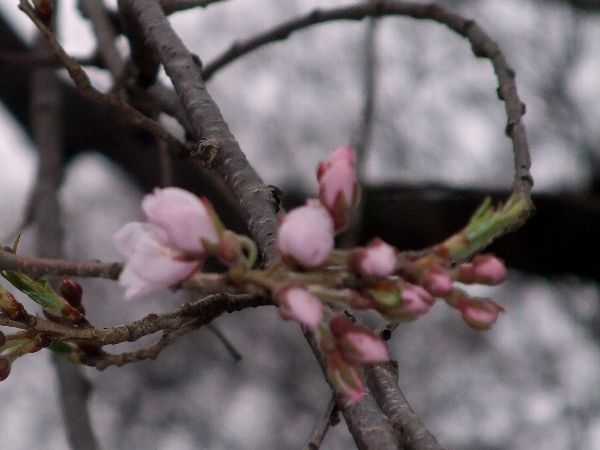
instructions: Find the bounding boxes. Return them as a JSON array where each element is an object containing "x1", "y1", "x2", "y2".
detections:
[{"x1": 121, "y1": 0, "x2": 279, "y2": 264}]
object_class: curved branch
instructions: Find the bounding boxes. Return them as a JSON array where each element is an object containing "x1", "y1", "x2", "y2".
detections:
[{"x1": 203, "y1": 0, "x2": 534, "y2": 204}]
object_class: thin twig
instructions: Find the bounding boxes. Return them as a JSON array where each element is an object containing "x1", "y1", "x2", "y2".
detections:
[
  {"x1": 203, "y1": 1, "x2": 534, "y2": 205},
  {"x1": 77, "y1": 0, "x2": 124, "y2": 77},
  {"x1": 30, "y1": 13, "x2": 98, "y2": 448},
  {"x1": 159, "y1": 0, "x2": 228, "y2": 15},
  {"x1": 0, "y1": 293, "x2": 271, "y2": 348},
  {"x1": 18, "y1": 0, "x2": 191, "y2": 157},
  {"x1": 302, "y1": 396, "x2": 338, "y2": 450},
  {"x1": 207, "y1": 323, "x2": 242, "y2": 362}
]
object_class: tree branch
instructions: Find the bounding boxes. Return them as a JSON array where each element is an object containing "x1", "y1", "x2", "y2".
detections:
[
  {"x1": 203, "y1": 1, "x2": 534, "y2": 207},
  {"x1": 120, "y1": 0, "x2": 280, "y2": 264},
  {"x1": 30, "y1": 14, "x2": 98, "y2": 448}
]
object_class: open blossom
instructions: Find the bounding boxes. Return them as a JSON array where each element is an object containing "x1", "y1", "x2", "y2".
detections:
[
  {"x1": 277, "y1": 200, "x2": 334, "y2": 268},
  {"x1": 329, "y1": 315, "x2": 388, "y2": 364},
  {"x1": 115, "y1": 223, "x2": 199, "y2": 299},
  {"x1": 114, "y1": 187, "x2": 221, "y2": 299},
  {"x1": 317, "y1": 146, "x2": 359, "y2": 232},
  {"x1": 348, "y1": 238, "x2": 397, "y2": 278},
  {"x1": 277, "y1": 286, "x2": 323, "y2": 329}
]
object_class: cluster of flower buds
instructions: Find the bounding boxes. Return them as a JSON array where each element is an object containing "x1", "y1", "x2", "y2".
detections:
[
  {"x1": 320, "y1": 315, "x2": 389, "y2": 402},
  {"x1": 114, "y1": 187, "x2": 257, "y2": 299},
  {"x1": 105, "y1": 146, "x2": 513, "y2": 403},
  {"x1": 276, "y1": 147, "x2": 359, "y2": 269},
  {"x1": 0, "y1": 329, "x2": 50, "y2": 382}
]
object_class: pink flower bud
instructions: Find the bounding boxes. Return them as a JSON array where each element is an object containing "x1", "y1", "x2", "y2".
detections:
[
  {"x1": 471, "y1": 255, "x2": 508, "y2": 285},
  {"x1": 327, "y1": 351, "x2": 365, "y2": 403},
  {"x1": 317, "y1": 146, "x2": 359, "y2": 232},
  {"x1": 421, "y1": 266, "x2": 453, "y2": 296},
  {"x1": 277, "y1": 286, "x2": 323, "y2": 329},
  {"x1": 114, "y1": 223, "x2": 199, "y2": 299},
  {"x1": 142, "y1": 187, "x2": 220, "y2": 254},
  {"x1": 330, "y1": 315, "x2": 388, "y2": 364},
  {"x1": 400, "y1": 282, "x2": 436, "y2": 316},
  {"x1": 276, "y1": 200, "x2": 334, "y2": 268},
  {"x1": 459, "y1": 298, "x2": 504, "y2": 330},
  {"x1": 348, "y1": 238, "x2": 397, "y2": 278}
]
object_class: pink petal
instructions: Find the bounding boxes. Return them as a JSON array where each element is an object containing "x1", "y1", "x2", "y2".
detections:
[
  {"x1": 279, "y1": 287, "x2": 323, "y2": 329},
  {"x1": 142, "y1": 187, "x2": 219, "y2": 253},
  {"x1": 344, "y1": 332, "x2": 389, "y2": 364},
  {"x1": 355, "y1": 238, "x2": 397, "y2": 277},
  {"x1": 277, "y1": 200, "x2": 334, "y2": 268}
]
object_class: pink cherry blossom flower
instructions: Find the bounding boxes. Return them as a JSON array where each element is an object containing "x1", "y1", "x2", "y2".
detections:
[
  {"x1": 141, "y1": 187, "x2": 220, "y2": 253},
  {"x1": 114, "y1": 223, "x2": 199, "y2": 299},
  {"x1": 277, "y1": 286, "x2": 323, "y2": 329},
  {"x1": 330, "y1": 315, "x2": 388, "y2": 364},
  {"x1": 348, "y1": 238, "x2": 397, "y2": 278},
  {"x1": 276, "y1": 200, "x2": 334, "y2": 268},
  {"x1": 459, "y1": 298, "x2": 504, "y2": 330},
  {"x1": 421, "y1": 266, "x2": 454, "y2": 296},
  {"x1": 317, "y1": 146, "x2": 359, "y2": 231}
]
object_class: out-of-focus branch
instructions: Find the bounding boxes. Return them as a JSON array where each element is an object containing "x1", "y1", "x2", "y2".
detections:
[
  {"x1": 302, "y1": 396, "x2": 338, "y2": 450},
  {"x1": 18, "y1": 0, "x2": 190, "y2": 156},
  {"x1": 30, "y1": 11, "x2": 98, "y2": 448},
  {"x1": 159, "y1": 0, "x2": 228, "y2": 15},
  {"x1": 77, "y1": 0, "x2": 124, "y2": 77},
  {"x1": 120, "y1": 0, "x2": 280, "y2": 263},
  {"x1": 203, "y1": 1, "x2": 534, "y2": 211}
]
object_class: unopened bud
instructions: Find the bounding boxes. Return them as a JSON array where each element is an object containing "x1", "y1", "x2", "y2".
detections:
[
  {"x1": 348, "y1": 238, "x2": 397, "y2": 278},
  {"x1": 330, "y1": 315, "x2": 388, "y2": 364},
  {"x1": 460, "y1": 298, "x2": 504, "y2": 330},
  {"x1": 59, "y1": 279, "x2": 85, "y2": 314},
  {"x1": 277, "y1": 286, "x2": 323, "y2": 330},
  {"x1": 328, "y1": 351, "x2": 365, "y2": 403},
  {"x1": 0, "y1": 288, "x2": 28, "y2": 321},
  {"x1": 421, "y1": 266, "x2": 453, "y2": 296}
]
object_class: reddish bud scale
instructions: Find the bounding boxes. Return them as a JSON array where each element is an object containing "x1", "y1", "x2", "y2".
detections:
[
  {"x1": 59, "y1": 279, "x2": 86, "y2": 315},
  {"x1": 34, "y1": 0, "x2": 53, "y2": 24},
  {"x1": 0, "y1": 331, "x2": 5, "y2": 347},
  {"x1": 0, "y1": 291, "x2": 28, "y2": 321},
  {"x1": 0, "y1": 356, "x2": 11, "y2": 382}
]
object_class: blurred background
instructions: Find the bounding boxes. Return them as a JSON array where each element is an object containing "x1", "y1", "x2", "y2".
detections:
[{"x1": 1, "y1": 0, "x2": 599, "y2": 448}]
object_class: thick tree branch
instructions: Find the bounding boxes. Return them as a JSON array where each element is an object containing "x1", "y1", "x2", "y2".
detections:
[
  {"x1": 120, "y1": 0, "x2": 280, "y2": 264},
  {"x1": 366, "y1": 363, "x2": 447, "y2": 450}
]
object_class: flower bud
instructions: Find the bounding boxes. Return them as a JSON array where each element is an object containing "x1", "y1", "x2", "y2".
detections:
[
  {"x1": 457, "y1": 254, "x2": 508, "y2": 285},
  {"x1": 421, "y1": 266, "x2": 453, "y2": 296},
  {"x1": 59, "y1": 279, "x2": 85, "y2": 314},
  {"x1": 327, "y1": 351, "x2": 365, "y2": 403},
  {"x1": 460, "y1": 298, "x2": 504, "y2": 330},
  {"x1": 330, "y1": 315, "x2": 388, "y2": 364},
  {"x1": 277, "y1": 286, "x2": 323, "y2": 329},
  {"x1": 348, "y1": 238, "x2": 397, "y2": 278},
  {"x1": 276, "y1": 200, "x2": 334, "y2": 268},
  {"x1": 317, "y1": 146, "x2": 359, "y2": 232},
  {"x1": 0, "y1": 287, "x2": 28, "y2": 321},
  {"x1": 367, "y1": 281, "x2": 435, "y2": 321}
]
